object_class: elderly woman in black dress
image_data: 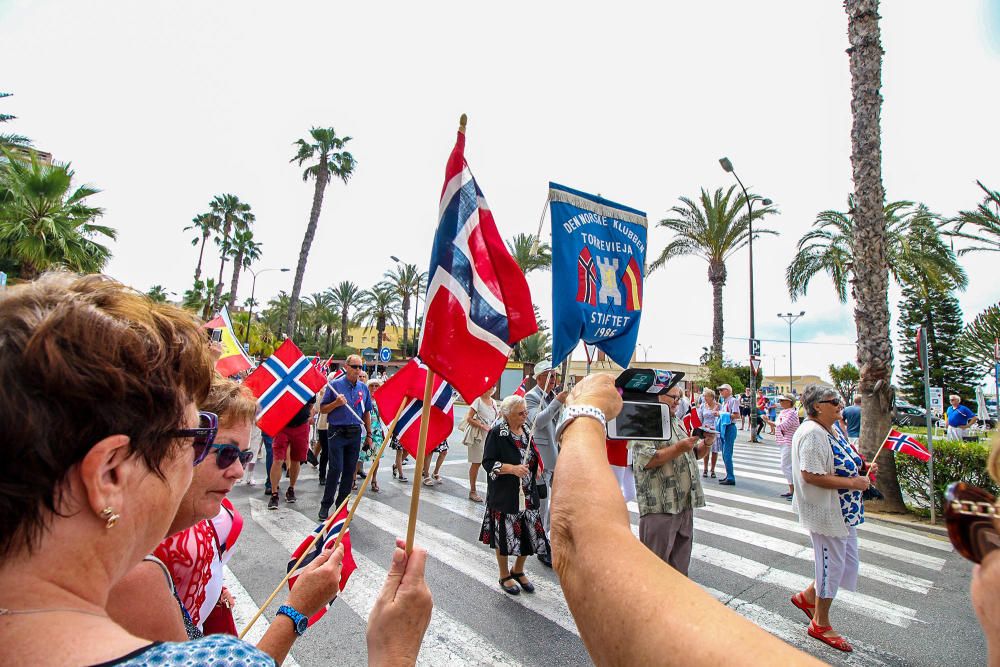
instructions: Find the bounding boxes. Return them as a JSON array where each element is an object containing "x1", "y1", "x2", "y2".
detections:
[{"x1": 479, "y1": 394, "x2": 550, "y2": 595}]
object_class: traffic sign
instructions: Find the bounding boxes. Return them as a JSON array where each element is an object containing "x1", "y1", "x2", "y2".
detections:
[
  {"x1": 379, "y1": 346, "x2": 391, "y2": 362},
  {"x1": 929, "y1": 386, "x2": 944, "y2": 416},
  {"x1": 749, "y1": 357, "x2": 760, "y2": 376},
  {"x1": 749, "y1": 338, "x2": 760, "y2": 357}
]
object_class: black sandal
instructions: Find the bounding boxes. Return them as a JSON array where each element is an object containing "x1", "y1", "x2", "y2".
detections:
[
  {"x1": 499, "y1": 575, "x2": 520, "y2": 595},
  {"x1": 510, "y1": 571, "x2": 534, "y2": 594}
]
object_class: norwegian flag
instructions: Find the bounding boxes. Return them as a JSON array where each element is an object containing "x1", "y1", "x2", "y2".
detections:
[
  {"x1": 418, "y1": 125, "x2": 537, "y2": 402},
  {"x1": 286, "y1": 506, "x2": 357, "y2": 627},
  {"x1": 513, "y1": 377, "x2": 529, "y2": 397},
  {"x1": 243, "y1": 340, "x2": 327, "y2": 436},
  {"x1": 682, "y1": 402, "x2": 702, "y2": 435},
  {"x1": 576, "y1": 247, "x2": 598, "y2": 306},
  {"x1": 374, "y1": 359, "x2": 456, "y2": 456},
  {"x1": 883, "y1": 429, "x2": 932, "y2": 462}
]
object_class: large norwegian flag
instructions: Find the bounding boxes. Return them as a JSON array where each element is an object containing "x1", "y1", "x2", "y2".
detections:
[
  {"x1": 419, "y1": 125, "x2": 537, "y2": 402},
  {"x1": 243, "y1": 340, "x2": 327, "y2": 436},
  {"x1": 883, "y1": 429, "x2": 932, "y2": 462},
  {"x1": 286, "y1": 505, "x2": 356, "y2": 627},
  {"x1": 374, "y1": 358, "x2": 456, "y2": 457}
]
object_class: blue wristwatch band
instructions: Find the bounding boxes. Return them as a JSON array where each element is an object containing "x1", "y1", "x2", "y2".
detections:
[{"x1": 277, "y1": 604, "x2": 308, "y2": 636}]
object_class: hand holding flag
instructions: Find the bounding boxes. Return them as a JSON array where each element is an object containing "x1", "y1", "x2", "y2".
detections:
[{"x1": 286, "y1": 505, "x2": 357, "y2": 627}]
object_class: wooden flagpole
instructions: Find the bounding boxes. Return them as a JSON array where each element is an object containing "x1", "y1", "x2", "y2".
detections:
[
  {"x1": 868, "y1": 425, "x2": 898, "y2": 470},
  {"x1": 238, "y1": 493, "x2": 350, "y2": 639},
  {"x1": 405, "y1": 370, "x2": 436, "y2": 554},
  {"x1": 239, "y1": 398, "x2": 410, "y2": 639}
]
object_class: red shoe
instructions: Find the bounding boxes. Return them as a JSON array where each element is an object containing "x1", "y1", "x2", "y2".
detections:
[
  {"x1": 807, "y1": 620, "x2": 853, "y2": 652},
  {"x1": 790, "y1": 592, "x2": 815, "y2": 621}
]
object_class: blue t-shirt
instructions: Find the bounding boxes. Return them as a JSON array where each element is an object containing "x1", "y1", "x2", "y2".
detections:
[
  {"x1": 322, "y1": 376, "x2": 372, "y2": 427},
  {"x1": 842, "y1": 405, "x2": 862, "y2": 437},
  {"x1": 947, "y1": 404, "x2": 975, "y2": 427}
]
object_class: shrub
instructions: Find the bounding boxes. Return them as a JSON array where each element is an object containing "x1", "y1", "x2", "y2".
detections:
[{"x1": 895, "y1": 437, "x2": 999, "y2": 516}]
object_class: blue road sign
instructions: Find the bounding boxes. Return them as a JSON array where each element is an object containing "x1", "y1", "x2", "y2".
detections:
[{"x1": 379, "y1": 347, "x2": 391, "y2": 362}]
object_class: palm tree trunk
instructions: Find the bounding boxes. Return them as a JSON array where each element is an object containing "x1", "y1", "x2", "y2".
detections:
[
  {"x1": 845, "y1": 0, "x2": 905, "y2": 512},
  {"x1": 287, "y1": 168, "x2": 329, "y2": 338},
  {"x1": 195, "y1": 232, "x2": 208, "y2": 281},
  {"x1": 401, "y1": 295, "x2": 410, "y2": 355},
  {"x1": 228, "y1": 248, "x2": 245, "y2": 307},
  {"x1": 326, "y1": 326, "x2": 333, "y2": 354},
  {"x1": 340, "y1": 308, "x2": 349, "y2": 347},
  {"x1": 708, "y1": 260, "x2": 726, "y2": 361},
  {"x1": 213, "y1": 215, "x2": 233, "y2": 311}
]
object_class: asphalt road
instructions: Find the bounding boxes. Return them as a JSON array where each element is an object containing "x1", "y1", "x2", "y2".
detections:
[{"x1": 224, "y1": 412, "x2": 987, "y2": 666}]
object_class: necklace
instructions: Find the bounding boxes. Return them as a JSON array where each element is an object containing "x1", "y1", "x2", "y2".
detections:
[{"x1": 0, "y1": 607, "x2": 108, "y2": 619}]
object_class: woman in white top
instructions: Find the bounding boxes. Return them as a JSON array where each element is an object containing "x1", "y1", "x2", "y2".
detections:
[
  {"x1": 698, "y1": 388, "x2": 722, "y2": 479},
  {"x1": 789, "y1": 385, "x2": 877, "y2": 654},
  {"x1": 465, "y1": 390, "x2": 499, "y2": 503}
]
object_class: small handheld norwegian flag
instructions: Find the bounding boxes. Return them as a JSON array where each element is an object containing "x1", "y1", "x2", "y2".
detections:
[
  {"x1": 374, "y1": 359, "x2": 456, "y2": 457},
  {"x1": 287, "y1": 506, "x2": 356, "y2": 627},
  {"x1": 883, "y1": 429, "x2": 932, "y2": 462},
  {"x1": 243, "y1": 340, "x2": 328, "y2": 436}
]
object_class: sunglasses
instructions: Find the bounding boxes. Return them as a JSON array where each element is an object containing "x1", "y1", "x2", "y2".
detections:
[
  {"x1": 818, "y1": 399, "x2": 842, "y2": 407},
  {"x1": 209, "y1": 443, "x2": 254, "y2": 469},
  {"x1": 945, "y1": 482, "x2": 1000, "y2": 564},
  {"x1": 172, "y1": 411, "x2": 219, "y2": 465},
  {"x1": 347, "y1": 364, "x2": 363, "y2": 370},
  {"x1": 515, "y1": 410, "x2": 528, "y2": 416}
]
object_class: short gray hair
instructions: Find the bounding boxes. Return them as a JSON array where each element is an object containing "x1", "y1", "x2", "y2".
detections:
[
  {"x1": 801, "y1": 384, "x2": 839, "y2": 418},
  {"x1": 499, "y1": 394, "x2": 526, "y2": 417},
  {"x1": 702, "y1": 388, "x2": 716, "y2": 400}
]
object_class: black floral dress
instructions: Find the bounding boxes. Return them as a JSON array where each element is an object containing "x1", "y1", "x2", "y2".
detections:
[{"x1": 478, "y1": 420, "x2": 550, "y2": 557}]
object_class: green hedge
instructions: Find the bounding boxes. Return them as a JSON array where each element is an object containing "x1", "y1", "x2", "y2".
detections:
[{"x1": 895, "y1": 438, "x2": 999, "y2": 516}]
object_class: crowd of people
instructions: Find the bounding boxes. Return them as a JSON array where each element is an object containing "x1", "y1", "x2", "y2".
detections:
[{"x1": 2, "y1": 272, "x2": 999, "y2": 666}]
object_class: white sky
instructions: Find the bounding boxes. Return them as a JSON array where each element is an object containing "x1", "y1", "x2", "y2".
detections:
[{"x1": 2, "y1": 0, "x2": 999, "y2": 385}]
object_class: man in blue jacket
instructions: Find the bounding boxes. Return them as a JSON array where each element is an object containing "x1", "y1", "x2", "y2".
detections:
[{"x1": 318, "y1": 355, "x2": 373, "y2": 520}]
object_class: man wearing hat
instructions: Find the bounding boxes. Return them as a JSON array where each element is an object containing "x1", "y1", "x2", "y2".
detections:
[
  {"x1": 524, "y1": 360, "x2": 566, "y2": 566},
  {"x1": 717, "y1": 384, "x2": 742, "y2": 486},
  {"x1": 762, "y1": 393, "x2": 800, "y2": 499}
]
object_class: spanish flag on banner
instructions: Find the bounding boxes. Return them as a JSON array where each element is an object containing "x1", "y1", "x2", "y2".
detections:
[
  {"x1": 208, "y1": 306, "x2": 253, "y2": 377},
  {"x1": 623, "y1": 256, "x2": 643, "y2": 312}
]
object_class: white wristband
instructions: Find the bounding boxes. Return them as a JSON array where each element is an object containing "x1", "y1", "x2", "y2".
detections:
[{"x1": 555, "y1": 405, "x2": 607, "y2": 443}]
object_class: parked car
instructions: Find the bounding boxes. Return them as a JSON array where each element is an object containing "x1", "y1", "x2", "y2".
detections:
[{"x1": 893, "y1": 400, "x2": 928, "y2": 427}]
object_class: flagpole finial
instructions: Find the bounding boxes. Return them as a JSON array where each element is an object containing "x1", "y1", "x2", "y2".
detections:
[{"x1": 459, "y1": 114, "x2": 467, "y2": 134}]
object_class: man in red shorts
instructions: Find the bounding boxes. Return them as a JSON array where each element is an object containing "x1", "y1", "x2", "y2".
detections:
[{"x1": 268, "y1": 400, "x2": 314, "y2": 510}]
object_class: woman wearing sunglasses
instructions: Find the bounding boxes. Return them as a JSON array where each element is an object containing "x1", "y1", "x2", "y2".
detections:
[
  {"x1": 107, "y1": 375, "x2": 262, "y2": 639},
  {"x1": 788, "y1": 385, "x2": 877, "y2": 653}
]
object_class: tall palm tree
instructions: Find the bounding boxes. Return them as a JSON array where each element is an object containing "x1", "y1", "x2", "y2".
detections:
[
  {"x1": 946, "y1": 180, "x2": 1000, "y2": 255},
  {"x1": 286, "y1": 127, "x2": 357, "y2": 338},
  {"x1": 329, "y1": 280, "x2": 363, "y2": 347},
  {"x1": 786, "y1": 200, "x2": 966, "y2": 301},
  {"x1": 225, "y1": 224, "x2": 261, "y2": 306},
  {"x1": 146, "y1": 285, "x2": 170, "y2": 303},
  {"x1": 209, "y1": 193, "x2": 252, "y2": 310},
  {"x1": 0, "y1": 149, "x2": 115, "y2": 279},
  {"x1": 357, "y1": 284, "x2": 401, "y2": 354},
  {"x1": 183, "y1": 212, "x2": 220, "y2": 281},
  {"x1": 649, "y1": 186, "x2": 777, "y2": 360},
  {"x1": 182, "y1": 278, "x2": 217, "y2": 320},
  {"x1": 382, "y1": 262, "x2": 424, "y2": 354},
  {"x1": 843, "y1": 0, "x2": 905, "y2": 512},
  {"x1": 506, "y1": 233, "x2": 552, "y2": 274},
  {"x1": 0, "y1": 92, "x2": 30, "y2": 148},
  {"x1": 261, "y1": 291, "x2": 291, "y2": 337}
]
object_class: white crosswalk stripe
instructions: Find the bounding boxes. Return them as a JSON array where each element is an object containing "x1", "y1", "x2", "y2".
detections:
[
  {"x1": 224, "y1": 566, "x2": 302, "y2": 667},
  {"x1": 248, "y1": 498, "x2": 524, "y2": 666}
]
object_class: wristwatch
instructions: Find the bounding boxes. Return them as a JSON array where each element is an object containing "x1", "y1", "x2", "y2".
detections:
[
  {"x1": 555, "y1": 405, "x2": 607, "y2": 443},
  {"x1": 277, "y1": 604, "x2": 309, "y2": 636}
]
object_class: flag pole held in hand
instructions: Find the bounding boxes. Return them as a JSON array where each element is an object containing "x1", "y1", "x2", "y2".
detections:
[{"x1": 405, "y1": 370, "x2": 436, "y2": 554}]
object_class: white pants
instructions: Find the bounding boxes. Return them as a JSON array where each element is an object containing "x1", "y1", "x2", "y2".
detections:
[
  {"x1": 810, "y1": 526, "x2": 859, "y2": 599},
  {"x1": 947, "y1": 426, "x2": 968, "y2": 440},
  {"x1": 779, "y1": 444, "x2": 793, "y2": 484}
]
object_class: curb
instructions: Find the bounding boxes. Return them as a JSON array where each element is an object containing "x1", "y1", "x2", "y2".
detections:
[{"x1": 865, "y1": 512, "x2": 949, "y2": 537}]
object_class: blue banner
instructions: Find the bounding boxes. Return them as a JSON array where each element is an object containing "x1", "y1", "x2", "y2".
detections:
[{"x1": 549, "y1": 182, "x2": 647, "y2": 368}]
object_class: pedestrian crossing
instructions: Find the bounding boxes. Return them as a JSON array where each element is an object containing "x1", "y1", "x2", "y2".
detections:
[{"x1": 225, "y1": 437, "x2": 956, "y2": 666}]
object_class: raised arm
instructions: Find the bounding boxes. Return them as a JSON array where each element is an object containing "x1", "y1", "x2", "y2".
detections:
[{"x1": 550, "y1": 375, "x2": 820, "y2": 667}]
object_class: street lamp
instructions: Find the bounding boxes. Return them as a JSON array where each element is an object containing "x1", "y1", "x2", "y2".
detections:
[
  {"x1": 244, "y1": 267, "x2": 290, "y2": 348},
  {"x1": 720, "y1": 156, "x2": 772, "y2": 442},
  {"x1": 636, "y1": 343, "x2": 653, "y2": 362},
  {"x1": 778, "y1": 311, "x2": 806, "y2": 394},
  {"x1": 392, "y1": 255, "x2": 423, "y2": 357}
]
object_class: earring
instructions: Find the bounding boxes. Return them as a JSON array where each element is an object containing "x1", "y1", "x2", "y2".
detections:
[{"x1": 100, "y1": 507, "x2": 120, "y2": 529}]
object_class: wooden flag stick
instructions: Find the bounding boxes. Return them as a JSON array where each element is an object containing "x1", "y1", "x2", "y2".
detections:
[
  {"x1": 238, "y1": 493, "x2": 351, "y2": 639},
  {"x1": 329, "y1": 398, "x2": 411, "y2": 553},
  {"x1": 405, "y1": 370, "x2": 436, "y2": 554},
  {"x1": 869, "y1": 425, "x2": 898, "y2": 469}
]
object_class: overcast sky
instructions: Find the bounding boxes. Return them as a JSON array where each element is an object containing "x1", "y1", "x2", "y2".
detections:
[{"x1": 2, "y1": 0, "x2": 999, "y2": 385}]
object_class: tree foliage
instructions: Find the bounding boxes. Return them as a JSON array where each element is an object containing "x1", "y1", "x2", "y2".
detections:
[
  {"x1": 506, "y1": 233, "x2": 551, "y2": 275},
  {"x1": 828, "y1": 362, "x2": 860, "y2": 402},
  {"x1": 958, "y1": 304, "x2": 1000, "y2": 373},
  {"x1": 946, "y1": 180, "x2": 1000, "y2": 256}
]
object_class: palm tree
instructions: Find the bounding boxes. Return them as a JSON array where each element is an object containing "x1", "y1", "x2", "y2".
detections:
[
  {"x1": 649, "y1": 186, "x2": 777, "y2": 360},
  {"x1": 209, "y1": 193, "x2": 252, "y2": 310},
  {"x1": 517, "y1": 332, "x2": 552, "y2": 364},
  {"x1": 946, "y1": 180, "x2": 1000, "y2": 255},
  {"x1": 382, "y1": 263, "x2": 425, "y2": 354},
  {"x1": 182, "y1": 278, "x2": 217, "y2": 319},
  {"x1": 357, "y1": 284, "x2": 401, "y2": 354},
  {"x1": 261, "y1": 291, "x2": 291, "y2": 337},
  {"x1": 786, "y1": 200, "x2": 966, "y2": 301},
  {"x1": 146, "y1": 285, "x2": 170, "y2": 303},
  {"x1": 507, "y1": 233, "x2": 552, "y2": 274},
  {"x1": 225, "y1": 225, "x2": 261, "y2": 306},
  {"x1": 0, "y1": 92, "x2": 30, "y2": 148},
  {"x1": 0, "y1": 149, "x2": 115, "y2": 279},
  {"x1": 183, "y1": 212, "x2": 220, "y2": 281},
  {"x1": 286, "y1": 127, "x2": 357, "y2": 338},
  {"x1": 843, "y1": 0, "x2": 905, "y2": 512},
  {"x1": 329, "y1": 280, "x2": 363, "y2": 347}
]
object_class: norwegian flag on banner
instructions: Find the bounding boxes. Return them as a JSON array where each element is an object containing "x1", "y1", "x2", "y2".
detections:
[
  {"x1": 883, "y1": 429, "x2": 932, "y2": 462},
  {"x1": 374, "y1": 358, "x2": 456, "y2": 457},
  {"x1": 287, "y1": 506, "x2": 356, "y2": 627},
  {"x1": 243, "y1": 340, "x2": 327, "y2": 436},
  {"x1": 418, "y1": 124, "x2": 537, "y2": 402}
]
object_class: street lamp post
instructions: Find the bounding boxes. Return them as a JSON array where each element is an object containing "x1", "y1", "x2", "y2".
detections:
[
  {"x1": 778, "y1": 311, "x2": 806, "y2": 394},
  {"x1": 720, "y1": 157, "x2": 772, "y2": 442},
  {"x1": 636, "y1": 343, "x2": 653, "y2": 362},
  {"x1": 244, "y1": 267, "x2": 290, "y2": 348},
  {"x1": 392, "y1": 255, "x2": 423, "y2": 357}
]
